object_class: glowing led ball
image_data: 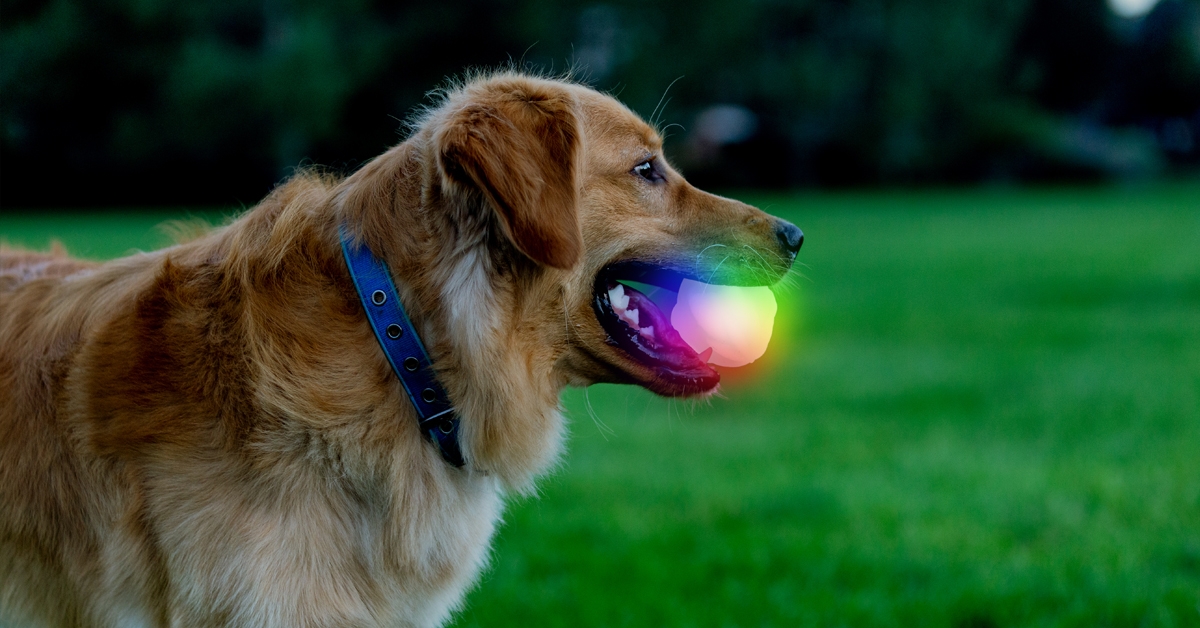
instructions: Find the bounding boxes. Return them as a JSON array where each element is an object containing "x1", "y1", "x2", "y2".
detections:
[{"x1": 670, "y1": 279, "x2": 778, "y2": 367}]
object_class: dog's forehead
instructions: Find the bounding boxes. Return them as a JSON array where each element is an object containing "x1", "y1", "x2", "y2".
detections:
[{"x1": 573, "y1": 88, "x2": 662, "y2": 165}]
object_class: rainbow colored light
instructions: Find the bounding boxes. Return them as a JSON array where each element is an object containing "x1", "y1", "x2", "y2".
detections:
[{"x1": 671, "y1": 279, "x2": 778, "y2": 367}]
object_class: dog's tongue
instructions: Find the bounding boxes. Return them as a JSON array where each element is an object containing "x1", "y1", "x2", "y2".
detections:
[{"x1": 670, "y1": 279, "x2": 778, "y2": 367}]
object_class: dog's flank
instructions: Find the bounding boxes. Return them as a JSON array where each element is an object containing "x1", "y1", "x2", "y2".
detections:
[{"x1": 1, "y1": 71, "x2": 800, "y2": 627}]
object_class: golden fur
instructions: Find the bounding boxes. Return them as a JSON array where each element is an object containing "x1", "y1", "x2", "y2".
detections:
[{"x1": 0, "y1": 72, "x2": 798, "y2": 627}]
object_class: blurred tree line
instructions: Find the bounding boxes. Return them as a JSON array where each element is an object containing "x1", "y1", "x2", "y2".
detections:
[{"x1": 2, "y1": 0, "x2": 1198, "y2": 207}]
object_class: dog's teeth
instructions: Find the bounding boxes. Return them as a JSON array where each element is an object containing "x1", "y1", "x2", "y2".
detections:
[
  {"x1": 640, "y1": 325, "x2": 655, "y2": 340},
  {"x1": 621, "y1": 307, "x2": 639, "y2": 328},
  {"x1": 609, "y1": 284, "x2": 629, "y2": 311},
  {"x1": 698, "y1": 347, "x2": 714, "y2": 362}
]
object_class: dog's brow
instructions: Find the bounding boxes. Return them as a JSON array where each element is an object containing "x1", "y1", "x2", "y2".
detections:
[
  {"x1": 611, "y1": 120, "x2": 661, "y2": 151},
  {"x1": 644, "y1": 130, "x2": 663, "y2": 152}
]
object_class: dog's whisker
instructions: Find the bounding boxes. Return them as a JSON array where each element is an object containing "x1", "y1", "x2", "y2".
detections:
[
  {"x1": 650, "y1": 76, "x2": 684, "y2": 130},
  {"x1": 583, "y1": 389, "x2": 614, "y2": 440},
  {"x1": 561, "y1": 292, "x2": 572, "y2": 338},
  {"x1": 705, "y1": 254, "x2": 732, "y2": 285},
  {"x1": 741, "y1": 244, "x2": 777, "y2": 276},
  {"x1": 660, "y1": 122, "x2": 685, "y2": 141},
  {"x1": 695, "y1": 243, "x2": 729, "y2": 267},
  {"x1": 655, "y1": 97, "x2": 673, "y2": 130}
]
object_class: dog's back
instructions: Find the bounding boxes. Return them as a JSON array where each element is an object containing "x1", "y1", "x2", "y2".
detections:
[
  {"x1": 1, "y1": 245, "x2": 95, "y2": 287},
  {"x1": 2, "y1": 247, "x2": 99, "y2": 625},
  {"x1": 1, "y1": 252, "x2": 78, "y2": 626},
  {"x1": 0, "y1": 245, "x2": 160, "y2": 625}
]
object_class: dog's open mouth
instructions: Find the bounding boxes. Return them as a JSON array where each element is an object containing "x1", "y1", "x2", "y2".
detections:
[{"x1": 592, "y1": 262, "x2": 721, "y2": 395}]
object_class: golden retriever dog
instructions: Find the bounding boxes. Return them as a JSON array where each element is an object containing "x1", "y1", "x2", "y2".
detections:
[{"x1": 0, "y1": 72, "x2": 802, "y2": 627}]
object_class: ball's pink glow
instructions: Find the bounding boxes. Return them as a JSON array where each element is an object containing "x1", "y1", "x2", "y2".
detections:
[{"x1": 671, "y1": 279, "x2": 778, "y2": 367}]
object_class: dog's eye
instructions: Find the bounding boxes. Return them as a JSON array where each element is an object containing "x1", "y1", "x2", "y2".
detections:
[{"x1": 632, "y1": 160, "x2": 664, "y2": 183}]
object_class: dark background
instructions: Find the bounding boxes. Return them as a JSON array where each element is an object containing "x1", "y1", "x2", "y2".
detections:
[{"x1": 3, "y1": 0, "x2": 1199, "y2": 208}]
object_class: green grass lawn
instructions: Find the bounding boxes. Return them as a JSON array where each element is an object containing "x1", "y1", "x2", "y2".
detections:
[{"x1": 3, "y1": 184, "x2": 1198, "y2": 627}]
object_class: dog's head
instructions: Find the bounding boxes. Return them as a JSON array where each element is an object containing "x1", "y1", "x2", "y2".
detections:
[{"x1": 339, "y1": 72, "x2": 801, "y2": 481}]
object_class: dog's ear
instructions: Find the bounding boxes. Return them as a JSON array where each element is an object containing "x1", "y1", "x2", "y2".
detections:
[{"x1": 435, "y1": 81, "x2": 582, "y2": 270}]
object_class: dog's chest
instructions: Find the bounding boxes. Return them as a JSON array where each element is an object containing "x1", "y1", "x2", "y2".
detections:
[{"x1": 145, "y1": 459, "x2": 504, "y2": 627}]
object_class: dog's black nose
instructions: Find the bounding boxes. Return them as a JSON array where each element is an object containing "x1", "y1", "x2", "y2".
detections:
[{"x1": 775, "y1": 220, "x2": 804, "y2": 255}]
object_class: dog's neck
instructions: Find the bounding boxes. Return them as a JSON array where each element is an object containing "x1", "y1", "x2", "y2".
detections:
[
  {"x1": 339, "y1": 225, "x2": 465, "y2": 467},
  {"x1": 334, "y1": 140, "x2": 567, "y2": 491}
]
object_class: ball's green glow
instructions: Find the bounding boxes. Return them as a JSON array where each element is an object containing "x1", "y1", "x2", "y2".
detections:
[{"x1": 671, "y1": 279, "x2": 778, "y2": 367}]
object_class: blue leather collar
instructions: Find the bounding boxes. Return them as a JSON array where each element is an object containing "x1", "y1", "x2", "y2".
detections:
[{"x1": 339, "y1": 226, "x2": 465, "y2": 467}]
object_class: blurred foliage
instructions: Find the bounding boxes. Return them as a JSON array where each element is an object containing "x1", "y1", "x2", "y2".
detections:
[{"x1": 2, "y1": 0, "x2": 1199, "y2": 206}]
